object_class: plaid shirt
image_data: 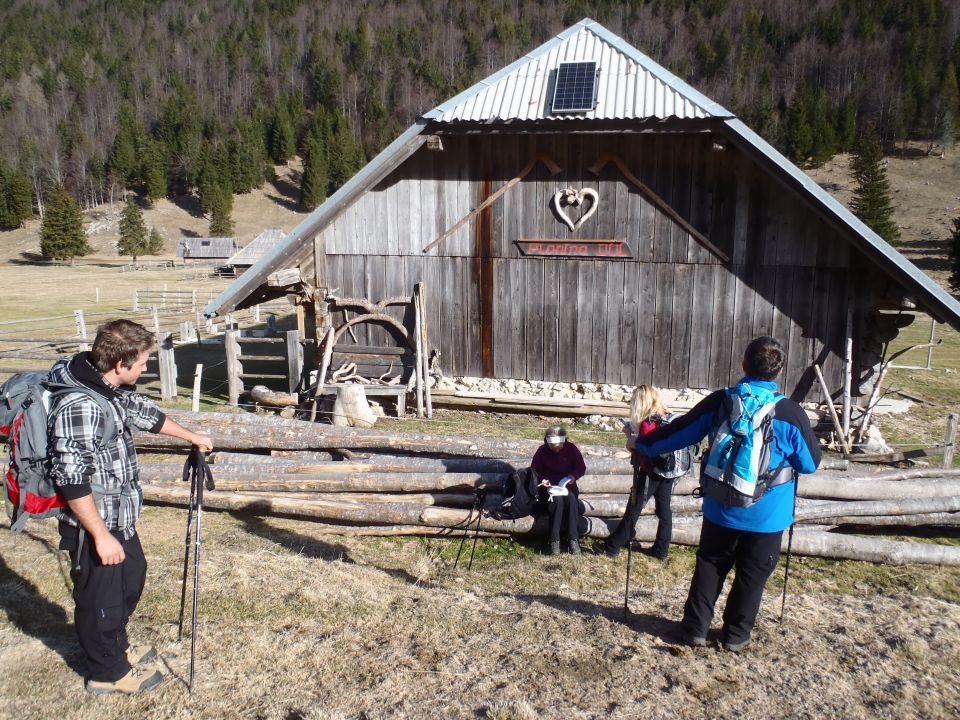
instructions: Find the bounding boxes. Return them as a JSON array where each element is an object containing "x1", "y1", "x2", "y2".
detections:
[{"x1": 47, "y1": 354, "x2": 164, "y2": 539}]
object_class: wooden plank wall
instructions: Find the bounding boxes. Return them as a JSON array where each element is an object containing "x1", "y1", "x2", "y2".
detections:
[{"x1": 318, "y1": 132, "x2": 852, "y2": 399}]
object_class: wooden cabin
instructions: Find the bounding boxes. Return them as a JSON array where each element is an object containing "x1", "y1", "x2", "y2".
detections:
[
  {"x1": 177, "y1": 237, "x2": 239, "y2": 265},
  {"x1": 206, "y1": 19, "x2": 960, "y2": 405}
]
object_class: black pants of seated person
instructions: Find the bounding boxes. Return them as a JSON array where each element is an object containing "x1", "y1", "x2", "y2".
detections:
[
  {"x1": 606, "y1": 471, "x2": 673, "y2": 557},
  {"x1": 681, "y1": 518, "x2": 782, "y2": 645},
  {"x1": 545, "y1": 492, "x2": 583, "y2": 542}
]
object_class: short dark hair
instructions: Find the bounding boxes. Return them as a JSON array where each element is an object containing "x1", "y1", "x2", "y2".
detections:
[
  {"x1": 743, "y1": 336, "x2": 785, "y2": 380},
  {"x1": 91, "y1": 319, "x2": 154, "y2": 373}
]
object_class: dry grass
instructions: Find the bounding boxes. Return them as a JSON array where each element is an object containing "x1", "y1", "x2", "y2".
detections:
[{"x1": 2, "y1": 150, "x2": 960, "y2": 719}]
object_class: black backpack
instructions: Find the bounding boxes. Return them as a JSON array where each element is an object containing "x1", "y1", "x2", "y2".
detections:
[
  {"x1": 487, "y1": 467, "x2": 541, "y2": 520},
  {"x1": 648, "y1": 413, "x2": 693, "y2": 480}
]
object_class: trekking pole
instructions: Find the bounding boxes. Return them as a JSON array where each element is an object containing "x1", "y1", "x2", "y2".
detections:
[
  {"x1": 177, "y1": 453, "x2": 198, "y2": 641},
  {"x1": 779, "y1": 475, "x2": 799, "y2": 624},
  {"x1": 623, "y1": 470, "x2": 647, "y2": 619},
  {"x1": 454, "y1": 490, "x2": 482, "y2": 571},
  {"x1": 466, "y1": 490, "x2": 486, "y2": 571}
]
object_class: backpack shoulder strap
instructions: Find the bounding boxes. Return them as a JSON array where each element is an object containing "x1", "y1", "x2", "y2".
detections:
[{"x1": 47, "y1": 385, "x2": 119, "y2": 449}]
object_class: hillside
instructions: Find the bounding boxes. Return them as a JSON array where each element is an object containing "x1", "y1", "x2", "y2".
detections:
[{"x1": 1, "y1": 147, "x2": 957, "y2": 301}]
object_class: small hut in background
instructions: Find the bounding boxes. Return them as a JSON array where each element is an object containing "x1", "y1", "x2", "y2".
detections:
[
  {"x1": 226, "y1": 229, "x2": 287, "y2": 273},
  {"x1": 177, "y1": 237, "x2": 239, "y2": 265}
]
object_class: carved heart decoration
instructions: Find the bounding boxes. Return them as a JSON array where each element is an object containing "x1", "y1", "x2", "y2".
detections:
[{"x1": 552, "y1": 187, "x2": 600, "y2": 231}]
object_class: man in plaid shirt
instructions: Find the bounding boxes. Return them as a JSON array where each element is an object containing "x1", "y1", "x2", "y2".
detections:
[{"x1": 48, "y1": 319, "x2": 212, "y2": 695}]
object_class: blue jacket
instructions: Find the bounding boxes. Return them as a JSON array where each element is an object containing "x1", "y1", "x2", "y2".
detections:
[{"x1": 635, "y1": 378, "x2": 820, "y2": 533}]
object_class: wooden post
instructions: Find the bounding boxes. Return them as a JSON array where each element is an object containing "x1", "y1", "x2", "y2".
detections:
[
  {"x1": 192, "y1": 364, "x2": 203, "y2": 412},
  {"x1": 157, "y1": 331, "x2": 178, "y2": 400},
  {"x1": 413, "y1": 286, "x2": 424, "y2": 419},
  {"x1": 925, "y1": 318, "x2": 936, "y2": 370},
  {"x1": 225, "y1": 316, "x2": 243, "y2": 406},
  {"x1": 419, "y1": 283, "x2": 433, "y2": 419},
  {"x1": 945, "y1": 413, "x2": 958, "y2": 469},
  {"x1": 95, "y1": 287, "x2": 99, "y2": 304},
  {"x1": 309, "y1": 325, "x2": 335, "y2": 422},
  {"x1": 74, "y1": 309, "x2": 89, "y2": 351},
  {"x1": 813, "y1": 363, "x2": 850, "y2": 454},
  {"x1": 151, "y1": 305, "x2": 160, "y2": 334},
  {"x1": 841, "y1": 306, "x2": 853, "y2": 437},
  {"x1": 286, "y1": 329, "x2": 304, "y2": 393},
  {"x1": 191, "y1": 289, "x2": 197, "y2": 309},
  {"x1": 254, "y1": 304, "x2": 261, "y2": 322},
  {"x1": 180, "y1": 320, "x2": 193, "y2": 343},
  {"x1": 133, "y1": 289, "x2": 140, "y2": 312}
]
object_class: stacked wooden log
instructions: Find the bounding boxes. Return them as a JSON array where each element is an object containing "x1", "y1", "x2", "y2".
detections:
[{"x1": 137, "y1": 412, "x2": 960, "y2": 566}]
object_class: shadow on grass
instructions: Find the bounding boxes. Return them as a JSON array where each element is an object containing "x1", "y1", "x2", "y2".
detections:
[
  {"x1": 0, "y1": 554, "x2": 86, "y2": 675},
  {"x1": 232, "y1": 512, "x2": 353, "y2": 562},
  {"x1": 232, "y1": 512, "x2": 429, "y2": 586},
  {"x1": 515, "y1": 592, "x2": 683, "y2": 646}
]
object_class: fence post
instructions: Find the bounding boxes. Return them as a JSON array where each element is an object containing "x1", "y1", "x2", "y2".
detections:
[
  {"x1": 151, "y1": 305, "x2": 160, "y2": 334},
  {"x1": 192, "y1": 289, "x2": 197, "y2": 309},
  {"x1": 192, "y1": 363, "x2": 203, "y2": 412},
  {"x1": 74, "y1": 309, "x2": 89, "y2": 351},
  {"x1": 133, "y1": 289, "x2": 140, "y2": 312},
  {"x1": 157, "y1": 330, "x2": 177, "y2": 400},
  {"x1": 286, "y1": 329, "x2": 304, "y2": 393},
  {"x1": 945, "y1": 413, "x2": 958, "y2": 469},
  {"x1": 225, "y1": 315, "x2": 243, "y2": 406},
  {"x1": 254, "y1": 304, "x2": 261, "y2": 322}
]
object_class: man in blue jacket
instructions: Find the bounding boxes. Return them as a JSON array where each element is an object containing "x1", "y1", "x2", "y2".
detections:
[{"x1": 631, "y1": 336, "x2": 820, "y2": 652}]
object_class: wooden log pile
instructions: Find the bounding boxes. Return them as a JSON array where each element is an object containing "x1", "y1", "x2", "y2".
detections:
[{"x1": 138, "y1": 412, "x2": 960, "y2": 566}]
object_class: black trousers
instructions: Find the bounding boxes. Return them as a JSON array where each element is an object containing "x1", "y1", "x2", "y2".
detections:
[
  {"x1": 69, "y1": 530, "x2": 147, "y2": 682},
  {"x1": 607, "y1": 471, "x2": 673, "y2": 556},
  {"x1": 546, "y1": 492, "x2": 583, "y2": 542},
  {"x1": 681, "y1": 518, "x2": 783, "y2": 644}
]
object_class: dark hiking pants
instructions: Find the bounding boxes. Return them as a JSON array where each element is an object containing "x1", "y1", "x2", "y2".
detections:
[
  {"x1": 69, "y1": 530, "x2": 147, "y2": 682},
  {"x1": 681, "y1": 518, "x2": 782, "y2": 644},
  {"x1": 547, "y1": 493, "x2": 583, "y2": 542},
  {"x1": 607, "y1": 472, "x2": 673, "y2": 556}
]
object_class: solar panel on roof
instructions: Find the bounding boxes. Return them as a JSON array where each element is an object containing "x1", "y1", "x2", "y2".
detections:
[{"x1": 551, "y1": 61, "x2": 599, "y2": 113}]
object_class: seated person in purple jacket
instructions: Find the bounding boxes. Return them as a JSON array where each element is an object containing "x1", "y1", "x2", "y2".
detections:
[{"x1": 531, "y1": 425, "x2": 586, "y2": 556}]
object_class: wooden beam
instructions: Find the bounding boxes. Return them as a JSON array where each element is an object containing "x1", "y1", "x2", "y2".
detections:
[
  {"x1": 587, "y1": 152, "x2": 730, "y2": 262},
  {"x1": 422, "y1": 152, "x2": 562, "y2": 254}
]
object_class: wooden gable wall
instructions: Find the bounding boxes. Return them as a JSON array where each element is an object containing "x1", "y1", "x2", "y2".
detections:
[{"x1": 298, "y1": 132, "x2": 862, "y2": 400}]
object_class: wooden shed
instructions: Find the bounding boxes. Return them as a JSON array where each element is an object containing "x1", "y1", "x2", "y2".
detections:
[
  {"x1": 206, "y1": 19, "x2": 960, "y2": 405},
  {"x1": 177, "y1": 237, "x2": 239, "y2": 264}
]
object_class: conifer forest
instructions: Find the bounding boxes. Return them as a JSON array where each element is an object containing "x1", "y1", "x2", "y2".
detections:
[{"x1": 0, "y1": 0, "x2": 958, "y2": 228}]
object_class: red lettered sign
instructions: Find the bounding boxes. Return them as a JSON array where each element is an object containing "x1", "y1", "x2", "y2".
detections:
[{"x1": 516, "y1": 240, "x2": 633, "y2": 259}]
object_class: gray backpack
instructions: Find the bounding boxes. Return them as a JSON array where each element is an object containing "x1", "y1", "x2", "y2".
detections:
[{"x1": 2, "y1": 371, "x2": 117, "y2": 532}]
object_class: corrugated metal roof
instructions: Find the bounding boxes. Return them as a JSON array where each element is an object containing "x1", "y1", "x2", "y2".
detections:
[
  {"x1": 426, "y1": 20, "x2": 730, "y2": 123},
  {"x1": 176, "y1": 237, "x2": 238, "y2": 259},
  {"x1": 226, "y1": 228, "x2": 287, "y2": 267}
]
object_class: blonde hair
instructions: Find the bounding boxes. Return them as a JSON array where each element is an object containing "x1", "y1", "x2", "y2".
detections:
[{"x1": 629, "y1": 385, "x2": 666, "y2": 427}]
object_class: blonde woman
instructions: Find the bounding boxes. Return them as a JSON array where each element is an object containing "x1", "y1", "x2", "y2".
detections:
[{"x1": 593, "y1": 385, "x2": 674, "y2": 560}]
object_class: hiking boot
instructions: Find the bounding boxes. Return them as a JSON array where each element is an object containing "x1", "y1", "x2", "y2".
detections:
[
  {"x1": 548, "y1": 541, "x2": 562, "y2": 556},
  {"x1": 722, "y1": 638, "x2": 751, "y2": 653},
  {"x1": 641, "y1": 547, "x2": 668, "y2": 561},
  {"x1": 679, "y1": 632, "x2": 707, "y2": 648},
  {"x1": 85, "y1": 665, "x2": 163, "y2": 695},
  {"x1": 591, "y1": 540, "x2": 620, "y2": 558},
  {"x1": 567, "y1": 540, "x2": 581, "y2": 555},
  {"x1": 127, "y1": 644, "x2": 158, "y2": 666}
]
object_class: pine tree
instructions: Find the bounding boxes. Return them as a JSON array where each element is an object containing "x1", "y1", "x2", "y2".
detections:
[
  {"x1": 141, "y1": 137, "x2": 167, "y2": 203},
  {"x1": 327, "y1": 110, "x2": 361, "y2": 194},
  {"x1": 810, "y1": 89, "x2": 837, "y2": 166},
  {"x1": 949, "y1": 216, "x2": 960, "y2": 294},
  {"x1": 40, "y1": 185, "x2": 90, "y2": 263},
  {"x1": 8, "y1": 167, "x2": 32, "y2": 226},
  {"x1": 147, "y1": 227, "x2": 164, "y2": 254},
  {"x1": 208, "y1": 186, "x2": 234, "y2": 236},
  {"x1": 835, "y1": 96, "x2": 858, "y2": 153},
  {"x1": 117, "y1": 196, "x2": 148, "y2": 264},
  {"x1": 300, "y1": 134, "x2": 328, "y2": 210},
  {"x1": 850, "y1": 123, "x2": 900, "y2": 245},
  {"x1": 784, "y1": 85, "x2": 814, "y2": 164},
  {"x1": 108, "y1": 101, "x2": 139, "y2": 189},
  {"x1": 270, "y1": 104, "x2": 296, "y2": 164}
]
